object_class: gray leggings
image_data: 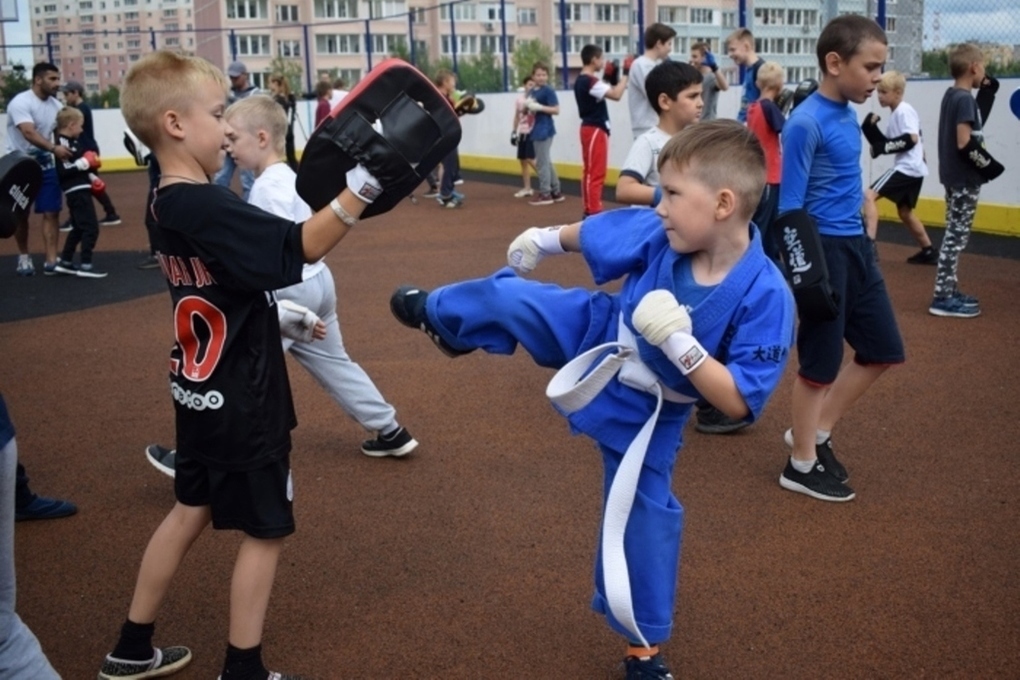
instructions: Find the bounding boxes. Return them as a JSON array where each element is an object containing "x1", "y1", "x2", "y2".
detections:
[
  {"x1": 934, "y1": 186, "x2": 980, "y2": 299},
  {"x1": 0, "y1": 438, "x2": 61, "y2": 679},
  {"x1": 533, "y1": 137, "x2": 561, "y2": 196}
]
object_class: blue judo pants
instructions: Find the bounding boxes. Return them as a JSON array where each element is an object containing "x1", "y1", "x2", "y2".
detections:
[{"x1": 429, "y1": 268, "x2": 685, "y2": 643}]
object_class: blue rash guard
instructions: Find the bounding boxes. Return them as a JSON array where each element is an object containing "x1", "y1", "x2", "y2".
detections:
[{"x1": 779, "y1": 92, "x2": 866, "y2": 237}]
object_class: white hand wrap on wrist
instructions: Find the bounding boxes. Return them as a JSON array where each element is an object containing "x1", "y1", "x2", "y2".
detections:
[
  {"x1": 345, "y1": 163, "x2": 382, "y2": 204},
  {"x1": 507, "y1": 225, "x2": 566, "y2": 273},
  {"x1": 660, "y1": 331, "x2": 708, "y2": 375},
  {"x1": 277, "y1": 299, "x2": 321, "y2": 343}
]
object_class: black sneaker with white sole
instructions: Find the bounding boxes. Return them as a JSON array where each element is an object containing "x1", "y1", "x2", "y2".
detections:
[
  {"x1": 145, "y1": 444, "x2": 176, "y2": 478},
  {"x1": 362, "y1": 426, "x2": 418, "y2": 457},
  {"x1": 783, "y1": 429, "x2": 848, "y2": 483},
  {"x1": 390, "y1": 286, "x2": 472, "y2": 358},
  {"x1": 779, "y1": 458, "x2": 855, "y2": 502},
  {"x1": 98, "y1": 645, "x2": 192, "y2": 679}
]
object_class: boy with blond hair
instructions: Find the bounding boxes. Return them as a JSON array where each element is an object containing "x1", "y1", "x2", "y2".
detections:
[
  {"x1": 746, "y1": 61, "x2": 786, "y2": 262},
  {"x1": 52, "y1": 106, "x2": 108, "y2": 277},
  {"x1": 98, "y1": 50, "x2": 386, "y2": 680},
  {"x1": 726, "y1": 28, "x2": 764, "y2": 123},
  {"x1": 861, "y1": 70, "x2": 935, "y2": 264},
  {"x1": 929, "y1": 43, "x2": 1003, "y2": 317},
  {"x1": 390, "y1": 119, "x2": 794, "y2": 680}
]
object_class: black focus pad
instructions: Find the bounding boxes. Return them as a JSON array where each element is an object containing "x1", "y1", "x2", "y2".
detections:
[
  {"x1": 775, "y1": 209, "x2": 840, "y2": 322},
  {"x1": 792, "y1": 78, "x2": 818, "y2": 110},
  {"x1": 296, "y1": 58, "x2": 462, "y2": 219},
  {"x1": 959, "y1": 137, "x2": 1004, "y2": 181},
  {"x1": 0, "y1": 152, "x2": 43, "y2": 239}
]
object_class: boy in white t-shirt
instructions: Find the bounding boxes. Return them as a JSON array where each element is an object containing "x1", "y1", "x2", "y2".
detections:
[
  {"x1": 861, "y1": 71, "x2": 935, "y2": 264},
  {"x1": 626, "y1": 22, "x2": 677, "y2": 139},
  {"x1": 225, "y1": 95, "x2": 419, "y2": 457},
  {"x1": 616, "y1": 61, "x2": 703, "y2": 207}
]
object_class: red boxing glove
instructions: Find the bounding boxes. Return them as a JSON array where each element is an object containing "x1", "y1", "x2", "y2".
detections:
[
  {"x1": 622, "y1": 54, "x2": 635, "y2": 76},
  {"x1": 90, "y1": 176, "x2": 106, "y2": 196},
  {"x1": 83, "y1": 150, "x2": 101, "y2": 170}
]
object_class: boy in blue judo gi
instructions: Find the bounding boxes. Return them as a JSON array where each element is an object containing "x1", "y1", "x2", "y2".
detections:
[{"x1": 391, "y1": 119, "x2": 795, "y2": 679}]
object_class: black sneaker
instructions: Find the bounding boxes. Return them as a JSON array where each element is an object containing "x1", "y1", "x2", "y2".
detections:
[
  {"x1": 59, "y1": 220, "x2": 73, "y2": 233},
  {"x1": 362, "y1": 426, "x2": 418, "y2": 458},
  {"x1": 390, "y1": 286, "x2": 472, "y2": 358},
  {"x1": 551, "y1": 191, "x2": 566, "y2": 203},
  {"x1": 906, "y1": 247, "x2": 937, "y2": 265},
  {"x1": 783, "y1": 429, "x2": 848, "y2": 483},
  {"x1": 98, "y1": 645, "x2": 192, "y2": 679},
  {"x1": 145, "y1": 444, "x2": 176, "y2": 478},
  {"x1": 15, "y1": 495, "x2": 78, "y2": 521},
  {"x1": 624, "y1": 652, "x2": 674, "y2": 679},
  {"x1": 137, "y1": 255, "x2": 161, "y2": 270},
  {"x1": 77, "y1": 263, "x2": 108, "y2": 278},
  {"x1": 99, "y1": 214, "x2": 122, "y2": 226},
  {"x1": 779, "y1": 458, "x2": 856, "y2": 502},
  {"x1": 54, "y1": 259, "x2": 79, "y2": 275},
  {"x1": 814, "y1": 437, "x2": 848, "y2": 483},
  {"x1": 694, "y1": 405, "x2": 750, "y2": 434}
]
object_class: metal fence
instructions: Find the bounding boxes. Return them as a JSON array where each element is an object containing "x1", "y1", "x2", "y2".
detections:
[{"x1": 10, "y1": 0, "x2": 1018, "y2": 100}]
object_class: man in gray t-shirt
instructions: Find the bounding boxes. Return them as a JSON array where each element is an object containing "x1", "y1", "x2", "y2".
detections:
[{"x1": 691, "y1": 42, "x2": 728, "y2": 121}]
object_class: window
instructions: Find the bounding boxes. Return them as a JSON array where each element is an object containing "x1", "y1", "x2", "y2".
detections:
[
  {"x1": 888, "y1": 46, "x2": 895, "y2": 59},
  {"x1": 690, "y1": 8, "x2": 713, "y2": 24},
  {"x1": 517, "y1": 7, "x2": 535, "y2": 25},
  {"x1": 79, "y1": 1, "x2": 92, "y2": 8},
  {"x1": 129, "y1": 54, "x2": 140, "y2": 61},
  {"x1": 45, "y1": 17, "x2": 60, "y2": 25},
  {"x1": 483, "y1": 3, "x2": 510, "y2": 21},
  {"x1": 440, "y1": 34, "x2": 478, "y2": 55},
  {"x1": 226, "y1": 0, "x2": 267, "y2": 19},
  {"x1": 338, "y1": 68, "x2": 359, "y2": 86},
  {"x1": 126, "y1": 38, "x2": 140, "y2": 48},
  {"x1": 594, "y1": 4, "x2": 628, "y2": 23},
  {"x1": 440, "y1": 3, "x2": 475, "y2": 20},
  {"x1": 561, "y1": 3, "x2": 589, "y2": 22},
  {"x1": 315, "y1": 33, "x2": 360, "y2": 54},
  {"x1": 370, "y1": 0, "x2": 404, "y2": 16},
  {"x1": 275, "y1": 4, "x2": 298, "y2": 22},
  {"x1": 480, "y1": 34, "x2": 514, "y2": 53},
  {"x1": 83, "y1": 41, "x2": 95, "y2": 49},
  {"x1": 371, "y1": 34, "x2": 404, "y2": 53},
  {"x1": 278, "y1": 39, "x2": 300, "y2": 57},
  {"x1": 593, "y1": 34, "x2": 628, "y2": 54},
  {"x1": 236, "y1": 34, "x2": 270, "y2": 55},
  {"x1": 42, "y1": 3, "x2": 56, "y2": 11},
  {"x1": 886, "y1": 17, "x2": 896, "y2": 32},
  {"x1": 84, "y1": 69, "x2": 98, "y2": 77},
  {"x1": 658, "y1": 6, "x2": 685, "y2": 23},
  {"x1": 124, "y1": 0, "x2": 136, "y2": 6},
  {"x1": 722, "y1": 11, "x2": 736, "y2": 28},
  {"x1": 162, "y1": 8, "x2": 175, "y2": 16},
  {"x1": 124, "y1": 10, "x2": 137, "y2": 19},
  {"x1": 314, "y1": 0, "x2": 357, "y2": 19}
]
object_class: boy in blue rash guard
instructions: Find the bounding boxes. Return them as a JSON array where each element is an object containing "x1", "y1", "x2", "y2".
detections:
[
  {"x1": 390, "y1": 120, "x2": 795, "y2": 680},
  {"x1": 777, "y1": 15, "x2": 904, "y2": 503}
]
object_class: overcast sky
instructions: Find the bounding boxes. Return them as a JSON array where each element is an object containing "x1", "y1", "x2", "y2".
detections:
[{"x1": 1, "y1": 0, "x2": 1015, "y2": 70}]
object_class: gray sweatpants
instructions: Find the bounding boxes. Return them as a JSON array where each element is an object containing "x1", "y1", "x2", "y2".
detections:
[
  {"x1": 276, "y1": 266, "x2": 399, "y2": 433},
  {"x1": 0, "y1": 438, "x2": 61, "y2": 679},
  {"x1": 533, "y1": 137, "x2": 561, "y2": 196}
]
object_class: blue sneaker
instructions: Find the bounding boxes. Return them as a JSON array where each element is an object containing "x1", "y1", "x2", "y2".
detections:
[
  {"x1": 953, "y1": 292, "x2": 979, "y2": 308},
  {"x1": 624, "y1": 652, "x2": 674, "y2": 679},
  {"x1": 42, "y1": 261, "x2": 59, "y2": 276},
  {"x1": 929, "y1": 295, "x2": 980, "y2": 318},
  {"x1": 15, "y1": 495, "x2": 78, "y2": 521}
]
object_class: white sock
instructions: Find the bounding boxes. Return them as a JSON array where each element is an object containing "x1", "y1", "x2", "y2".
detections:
[
  {"x1": 815, "y1": 429, "x2": 831, "y2": 445},
  {"x1": 18, "y1": 254, "x2": 30, "y2": 264},
  {"x1": 790, "y1": 456, "x2": 816, "y2": 473}
]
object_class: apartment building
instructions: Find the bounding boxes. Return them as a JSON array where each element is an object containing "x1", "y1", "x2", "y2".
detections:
[
  {"x1": 28, "y1": 0, "x2": 196, "y2": 93},
  {"x1": 20, "y1": 0, "x2": 922, "y2": 95}
]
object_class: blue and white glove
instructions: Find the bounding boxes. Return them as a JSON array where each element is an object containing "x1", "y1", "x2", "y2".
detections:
[
  {"x1": 632, "y1": 290, "x2": 707, "y2": 375},
  {"x1": 507, "y1": 226, "x2": 566, "y2": 274}
]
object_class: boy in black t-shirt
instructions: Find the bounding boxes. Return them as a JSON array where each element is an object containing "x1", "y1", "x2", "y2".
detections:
[
  {"x1": 97, "y1": 50, "x2": 382, "y2": 680},
  {"x1": 52, "y1": 106, "x2": 107, "y2": 277},
  {"x1": 574, "y1": 44, "x2": 627, "y2": 217},
  {"x1": 930, "y1": 43, "x2": 1003, "y2": 319}
]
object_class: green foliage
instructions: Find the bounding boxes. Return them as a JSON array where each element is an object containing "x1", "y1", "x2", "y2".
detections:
[
  {"x1": 268, "y1": 55, "x2": 304, "y2": 96},
  {"x1": 922, "y1": 49, "x2": 1020, "y2": 78},
  {"x1": 0, "y1": 64, "x2": 31, "y2": 113},
  {"x1": 455, "y1": 48, "x2": 503, "y2": 93},
  {"x1": 512, "y1": 39, "x2": 556, "y2": 88},
  {"x1": 84, "y1": 85, "x2": 119, "y2": 109}
]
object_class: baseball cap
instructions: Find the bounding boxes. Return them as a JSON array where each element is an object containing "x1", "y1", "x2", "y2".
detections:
[
  {"x1": 62, "y1": 80, "x2": 84, "y2": 94},
  {"x1": 227, "y1": 61, "x2": 247, "y2": 77}
]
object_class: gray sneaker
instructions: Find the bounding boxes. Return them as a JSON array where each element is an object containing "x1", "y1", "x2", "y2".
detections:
[
  {"x1": 145, "y1": 444, "x2": 176, "y2": 478},
  {"x1": 98, "y1": 645, "x2": 192, "y2": 679},
  {"x1": 929, "y1": 295, "x2": 980, "y2": 318}
]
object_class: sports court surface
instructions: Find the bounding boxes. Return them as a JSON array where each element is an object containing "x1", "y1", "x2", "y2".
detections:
[{"x1": 2, "y1": 170, "x2": 1018, "y2": 678}]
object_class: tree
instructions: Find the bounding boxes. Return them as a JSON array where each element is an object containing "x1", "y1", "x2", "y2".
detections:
[
  {"x1": 512, "y1": 39, "x2": 556, "y2": 88},
  {"x1": 456, "y1": 48, "x2": 503, "y2": 93},
  {"x1": 268, "y1": 55, "x2": 305, "y2": 96},
  {"x1": 87, "y1": 85, "x2": 119, "y2": 109},
  {"x1": 0, "y1": 63, "x2": 31, "y2": 113}
]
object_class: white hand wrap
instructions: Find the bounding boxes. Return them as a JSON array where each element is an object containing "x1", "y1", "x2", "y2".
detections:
[
  {"x1": 346, "y1": 163, "x2": 383, "y2": 204},
  {"x1": 632, "y1": 290, "x2": 707, "y2": 375},
  {"x1": 73, "y1": 157, "x2": 91, "y2": 171},
  {"x1": 507, "y1": 226, "x2": 566, "y2": 274},
  {"x1": 525, "y1": 98, "x2": 542, "y2": 112},
  {"x1": 277, "y1": 299, "x2": 321, "y2": 343}
]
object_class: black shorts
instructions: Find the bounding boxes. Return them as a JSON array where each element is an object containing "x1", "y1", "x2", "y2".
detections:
[
  {"x1": 796, "y1": 234, "x2": 905, "y2": 385},
  {"x1": 175, "y1": 452, "x2": 295, "y2": 539},
  {"x1": 870, "y1": 170, "x2": 923, "y2": 209},
  {"x1": 516, "y1": 133, "x2": 535, "y2": 161}
]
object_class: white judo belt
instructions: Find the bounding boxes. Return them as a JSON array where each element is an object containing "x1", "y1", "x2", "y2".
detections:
[{"x1": 546, "y1": 316, "x2": 694, "y2": 648}]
